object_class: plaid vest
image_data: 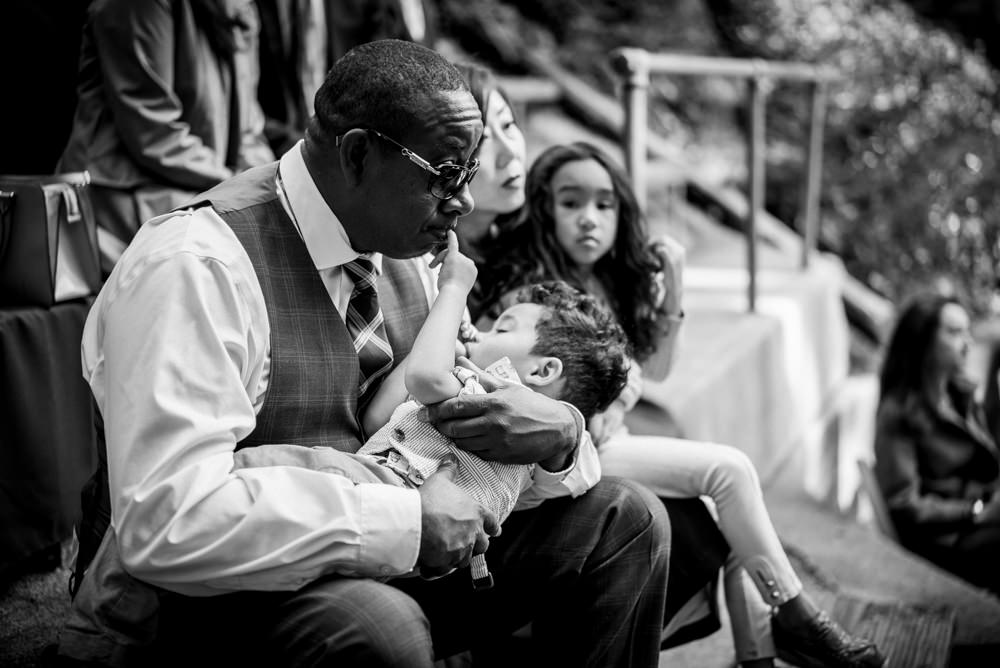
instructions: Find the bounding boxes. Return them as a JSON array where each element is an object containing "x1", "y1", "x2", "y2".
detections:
[{"x1": 198, "y1": 163, "x2": 429, "y2": 451}]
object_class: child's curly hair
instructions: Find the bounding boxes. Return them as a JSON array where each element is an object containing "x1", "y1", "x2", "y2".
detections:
[{"x1": 514, "y1": 281, "x2": 631, "y2": 419}]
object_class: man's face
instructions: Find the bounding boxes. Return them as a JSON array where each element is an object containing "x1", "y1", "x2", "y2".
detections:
[{"x1": 356, "y1": 90, "x2": 483, "y2": 259}]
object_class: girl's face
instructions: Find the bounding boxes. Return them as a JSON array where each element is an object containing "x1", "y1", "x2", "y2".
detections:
[
  {"x1": 932, "y1": 302, "x2": 971, "y2": 381},
  {"x1": 468, "y1": 90, "x2": 526, "y2": 216},
  {"x1": 550, "y1": 158, "x2": 619, "y2": 273}
]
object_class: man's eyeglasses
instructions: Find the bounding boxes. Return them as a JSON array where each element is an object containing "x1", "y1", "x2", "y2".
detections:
[{"x1": 337, "y1": 129, "x2": 479, "y2": 200}]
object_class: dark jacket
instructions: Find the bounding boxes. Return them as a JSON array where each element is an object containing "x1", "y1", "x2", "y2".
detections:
[
  {"x1": 255, "y1": 0, "x2": 437, "y2": 154},
  {"x1": 57, "y1": 0, "x2": 274, "y2": 250},
  {"x1": 60, "y1": 0, "x2": 274, "y2": 189},
  {"x1": 875, "y1": 389, "x2": 1000, "y2": 548}
]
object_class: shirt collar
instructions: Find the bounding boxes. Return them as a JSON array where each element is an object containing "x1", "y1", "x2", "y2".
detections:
[{"x1": 278, "y1": 141, "x2": 383, "y2": 273}]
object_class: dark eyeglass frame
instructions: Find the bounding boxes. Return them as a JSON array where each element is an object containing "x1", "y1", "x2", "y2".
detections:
[{"x1": 336, "y1": 128, "x2": 480, "y2": 200}]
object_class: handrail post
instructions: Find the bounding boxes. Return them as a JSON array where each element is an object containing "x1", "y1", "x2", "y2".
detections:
[
  {"x1": 610, "y1": 48, "x2": 651, "y2": 211},
  {"x1": 746, "y1": 73, "x2": 768, "y2": 313},
  {"x1": 800, "y1": 80, "x2": 827, "y2": 268},
  {"x1": 606, "y1": 51, "x2": 838, "y2": 311}
]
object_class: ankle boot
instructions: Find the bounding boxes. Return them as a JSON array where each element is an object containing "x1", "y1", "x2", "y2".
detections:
[{"x1": 772, "y1": 609, "x2": 887, "y2": 668}]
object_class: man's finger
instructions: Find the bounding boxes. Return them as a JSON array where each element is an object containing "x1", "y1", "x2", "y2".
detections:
[
  {"x1": 432, "y1": 415, "x2": 492, "y2": 443},
  {"x1": 481, "y1": 508, "x2": 500, "y2": 537},
  {"x1": 423, "y1": 394, "x2": 490, "y2": 423},
  {"x1": 457, "y1": 543, "x2": 475, "y2": 569},
  {"x1": 473, "y1": 530, "x2": 491, "y2": 555}
]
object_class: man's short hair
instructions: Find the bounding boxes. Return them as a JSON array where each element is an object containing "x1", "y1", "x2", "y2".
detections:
[
  {"x1": 515, "y1": 281, "x2": 631, "y2": 419},
  {"x1": 309, "y1": 39, "x2": 469, "y2": 145}
]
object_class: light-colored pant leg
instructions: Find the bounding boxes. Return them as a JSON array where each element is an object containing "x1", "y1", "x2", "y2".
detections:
[
  {"x1": 724, "y1": 552, "x2": 777, "y2": 661},
  {"x1": 599, "y1": 431, "x2": 802, "y2": 662}
]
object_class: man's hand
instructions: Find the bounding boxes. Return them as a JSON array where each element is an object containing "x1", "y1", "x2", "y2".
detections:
[
  {"x1": 423, "y1": 358, "x2": 579, "y2": 468},
  {"x1": 417, "y1": 456, "x2": 499, "y2": 578}
]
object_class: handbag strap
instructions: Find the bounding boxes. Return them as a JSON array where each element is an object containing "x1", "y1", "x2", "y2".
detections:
[
  {"x1": 41, "y1": 182, "x2": 79, "y2": 287},
  {"x1": 61, "y1": 184, "x2": 82, "y2": 223},
  {"x1": 0, "y1": 189, "x2": 13, "y2": 262}
]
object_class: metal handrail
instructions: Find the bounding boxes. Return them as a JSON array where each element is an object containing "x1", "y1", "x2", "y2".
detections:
[{"x1": 609, "y1": 47, "x2": 838, "y2": 312}]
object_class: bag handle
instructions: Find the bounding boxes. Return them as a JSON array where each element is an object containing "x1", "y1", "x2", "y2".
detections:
[
  {"x1": 42, "y1": 182, "x2": 77, "y2": 289},
  {"x1": 0, "y1": 189, "x2": 14, "y2": 263},
  {"x1": 61, "y1": 184, "x2": 82, "y2": 224}
]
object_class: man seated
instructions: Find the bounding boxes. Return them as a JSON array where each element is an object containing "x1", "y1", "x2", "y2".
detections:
[{"x1": 52, "y1": 39, "x2": 726, "y2": 668}]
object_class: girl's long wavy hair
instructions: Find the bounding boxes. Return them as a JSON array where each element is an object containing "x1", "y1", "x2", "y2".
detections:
[
  {"x1": 482, "y1": 142, "x2": 668, "y2": 362},
  {"x1": 878, "y1": 292, "x2": 971, "y2": 419}
]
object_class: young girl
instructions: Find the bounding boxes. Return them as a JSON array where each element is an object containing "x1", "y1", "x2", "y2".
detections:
[{"x1": 480, "y1": 141, "x2": 887, "y2": 668}]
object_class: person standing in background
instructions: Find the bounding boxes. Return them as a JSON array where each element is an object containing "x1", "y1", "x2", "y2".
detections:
[
  {"x1": 58, "y1": 0, "x2": 274, "y2": 275},
  {"x1": 256, "y1": 0, "x2": 437, "y2": 155}
]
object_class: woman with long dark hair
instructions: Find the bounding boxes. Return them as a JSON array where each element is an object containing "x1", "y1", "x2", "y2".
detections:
[{"x1": 875, "y1": 292, "x2": 1000, "y2": 594}]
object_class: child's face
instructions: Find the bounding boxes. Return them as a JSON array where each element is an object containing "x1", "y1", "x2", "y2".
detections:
[
  {"x1": 550, "y1": 158, "x2": 619, "y2": 273},
  {"x1": 464, "y1": 303, "x2": 545, "y2": 381}
]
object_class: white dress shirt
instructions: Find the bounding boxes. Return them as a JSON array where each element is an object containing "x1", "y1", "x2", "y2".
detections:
[{"x1": 81, "y1": 142, "x2": 593, "y2": 596}]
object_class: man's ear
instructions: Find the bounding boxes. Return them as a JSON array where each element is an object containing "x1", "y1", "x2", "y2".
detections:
[
  {"x1": 337, "y1": 128, "x2": 374, "y2": 188},
  {"x1": 523, "y1": 357, "x2": 563, "y2": 389}
]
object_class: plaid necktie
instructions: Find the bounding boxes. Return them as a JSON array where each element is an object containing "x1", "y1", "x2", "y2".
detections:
[{"x1": 344, "y1": 258, "x2": 394, "y2": 404}]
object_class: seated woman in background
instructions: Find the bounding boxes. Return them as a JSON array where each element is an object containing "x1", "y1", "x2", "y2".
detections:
[
  {"x1": 464, "y1": 113, "x2": 886, "y2": 665},
  {"x1": 875, "y1": 292, "x2": 1000, "y2": 595}
]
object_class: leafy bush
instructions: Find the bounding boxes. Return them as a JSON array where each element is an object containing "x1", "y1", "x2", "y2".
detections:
[{"x1": 710, "y1": 0, "x2": 1000, "y2": 315}]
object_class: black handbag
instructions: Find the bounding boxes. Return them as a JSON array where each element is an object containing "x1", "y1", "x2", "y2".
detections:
[{"x1": 0, "y1": 171, "x2": 101, "y2": 307}]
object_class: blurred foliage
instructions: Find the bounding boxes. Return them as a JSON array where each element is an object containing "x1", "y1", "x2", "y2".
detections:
[
  {"x1": 902, "y1": 0, "x2": 1000, "y2": 70},
  {"x1": 701, "y1": 0, "x2": 1000, "y2": 316},
  {"x1": 439, "y1": 0, "x2": 1000, "y2": 316}
]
